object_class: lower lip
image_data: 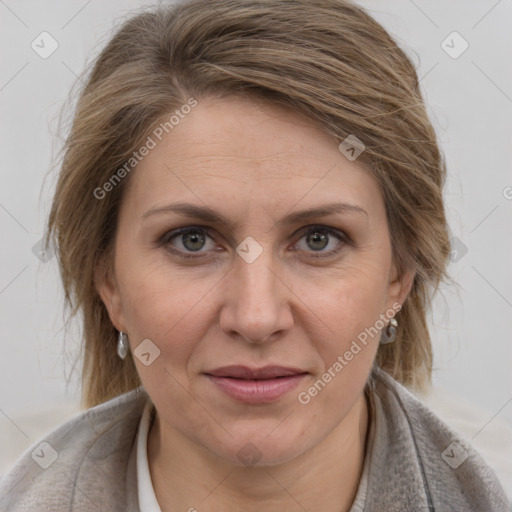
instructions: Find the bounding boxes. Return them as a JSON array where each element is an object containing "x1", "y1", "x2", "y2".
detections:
[{"x1": 206, "y1": 374, "x2": 307, "y2": 403}]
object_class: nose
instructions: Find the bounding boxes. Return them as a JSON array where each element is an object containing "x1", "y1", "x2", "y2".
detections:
[{"x1": 218, "y1": 244, "x2": 294, "y2": 344}]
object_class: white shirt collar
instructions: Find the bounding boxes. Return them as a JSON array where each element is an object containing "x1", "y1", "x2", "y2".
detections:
[{"x1": 136, "y1": 399, "x2": 162, "y2": 512}]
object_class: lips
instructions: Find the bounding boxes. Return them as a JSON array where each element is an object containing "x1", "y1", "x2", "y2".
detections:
[
  {"x1": 204, "y1": 365, "x2": 307, "y2": 380},
  {"x1": 204, "y1": 365, "x2": 308, "y2": 403}
]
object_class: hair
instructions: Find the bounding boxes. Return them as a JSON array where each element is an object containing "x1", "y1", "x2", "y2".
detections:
[{"x1": 45, "y1": 0, "x2": 451, "y2": 409}]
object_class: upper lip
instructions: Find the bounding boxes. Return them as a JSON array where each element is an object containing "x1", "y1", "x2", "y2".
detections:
[{"x1": 204, "y1": 365, "x2": 307, "y2": 379}]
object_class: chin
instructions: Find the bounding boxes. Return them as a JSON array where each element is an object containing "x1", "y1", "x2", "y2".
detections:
[{"x1": 204, "y1": 422, "x2": 315, "y2": 468}]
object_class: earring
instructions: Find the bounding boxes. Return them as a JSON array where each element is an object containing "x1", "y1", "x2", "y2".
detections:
[
  {"x1": 117, "y1": 331, "x2": 129, "y2": 359},
  {"x1": 380, "y1": 318, "x2": 398, "y2": 345}
]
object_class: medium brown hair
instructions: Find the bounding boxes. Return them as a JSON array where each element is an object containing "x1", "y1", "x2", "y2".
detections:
[{"x1": 45, "y1": 0, "x2": 451, "y2": 408}]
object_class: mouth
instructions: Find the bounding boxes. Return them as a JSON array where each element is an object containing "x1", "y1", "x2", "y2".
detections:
[{"x1": 203, "y1": 365, "x2": 309, "y2": 403}]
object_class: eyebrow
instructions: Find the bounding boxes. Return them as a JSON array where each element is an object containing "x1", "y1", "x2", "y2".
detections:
[{"x1": 142, "y1": 201, "x2": 368, "y2": 228}]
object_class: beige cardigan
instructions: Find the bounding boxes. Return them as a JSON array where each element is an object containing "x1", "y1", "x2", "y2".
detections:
[{"x1": 0, "y1": 368, "x2": 509, "y2": 511}]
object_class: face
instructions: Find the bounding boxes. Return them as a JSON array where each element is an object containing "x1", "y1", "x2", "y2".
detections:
[{"x1": 97, "y1": 95, "x2": 411, "y2": 467}]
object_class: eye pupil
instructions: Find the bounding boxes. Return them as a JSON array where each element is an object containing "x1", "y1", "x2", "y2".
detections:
[
  {"x1": 307, "y1": 231, "x2": 328, "y2": 251},
  {"x1": 183, "y1": 231, "x2": 205, "y2": 251}
]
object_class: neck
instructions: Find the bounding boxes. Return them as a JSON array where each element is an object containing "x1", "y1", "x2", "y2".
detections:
[{"x1": 148, "y1": 392, "x2": 369, "y2": 512}]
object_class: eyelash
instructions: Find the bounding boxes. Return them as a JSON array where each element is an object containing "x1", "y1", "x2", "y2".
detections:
[{"x1": 157, "y1": 225, "x2": 351, "y2": 261}]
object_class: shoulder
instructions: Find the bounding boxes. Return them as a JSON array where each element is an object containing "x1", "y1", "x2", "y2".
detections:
[
  {"x1": 0, "y1": 386, "x2": 148, "y2": 512},
  {"x1": 370, "y1": 368, "x2": 510, "y2": 511}
]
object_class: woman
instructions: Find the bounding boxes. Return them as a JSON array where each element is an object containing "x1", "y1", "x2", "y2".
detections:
[{"x1": 0, "y1": 0, "x2": 509, "y2": 510}]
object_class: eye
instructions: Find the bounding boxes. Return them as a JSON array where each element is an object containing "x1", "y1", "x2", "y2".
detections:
[
  {"x1": 160, "y1": 226, "x2": 217, "y2": 259},
  {"x1": 159, "y1": 224, "x2": 349, "y2": 260},
  {"x1": 294, "y1": 226, "x2": 348, "y2": 258}
]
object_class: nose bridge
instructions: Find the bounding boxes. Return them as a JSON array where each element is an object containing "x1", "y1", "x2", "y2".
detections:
[
  {"x1": 221, "y1": 236, "x2": 292, "y2": 343},
  {"x1": 235, "y1": 237, "x2": 279, "y2": 309}
]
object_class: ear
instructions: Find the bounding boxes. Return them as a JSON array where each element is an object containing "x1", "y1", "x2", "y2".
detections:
[
  {"x1": 94, "y1": 254, "x2": 127, "y2": 333},
  {"x1": 385, "y1": 263, "x2": 415, "y2": 312}
]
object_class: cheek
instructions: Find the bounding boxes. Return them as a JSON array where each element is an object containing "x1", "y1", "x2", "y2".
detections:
[
  {"x1": 297, "y1": 275, "x2": 384, "y2": 416},
  {"x1": 302, "y1": 261, "x2": 390, "y2": 383},
  {"x1": 114, "y1": 252, "x2": 207, "y2": 360},
  {"x1": 312, "y1": 262, "x2": 390, "y2": 337}
]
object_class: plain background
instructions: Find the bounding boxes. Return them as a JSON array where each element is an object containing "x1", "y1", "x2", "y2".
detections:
[{"x1": 1, "y1": 0, "x2": 511, "y2": 464}]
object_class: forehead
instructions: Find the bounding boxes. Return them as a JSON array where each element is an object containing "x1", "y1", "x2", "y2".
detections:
[{"x1": 123, "y1": 95, "x2": 381, "y2": 215}]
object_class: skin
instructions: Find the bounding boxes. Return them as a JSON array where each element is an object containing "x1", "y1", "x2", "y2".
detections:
[{"x1": 97, "y1": 95, "x2": 413, "y2": 512}]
